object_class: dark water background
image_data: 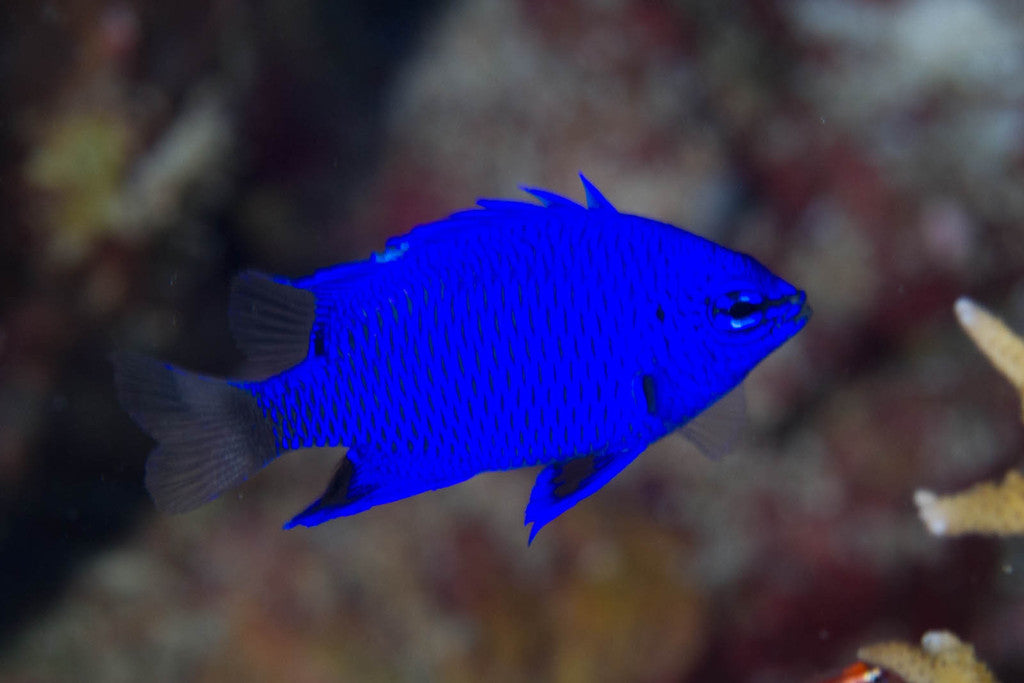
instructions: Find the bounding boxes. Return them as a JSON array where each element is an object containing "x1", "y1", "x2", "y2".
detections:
[{"x1": 3, "y1": 1, "x2": 1024, "y2": 681}]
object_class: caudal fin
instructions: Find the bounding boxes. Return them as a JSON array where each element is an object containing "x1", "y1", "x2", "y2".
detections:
[{"x1": 113, "y1": 352, "x2": 278, "y2": 513}]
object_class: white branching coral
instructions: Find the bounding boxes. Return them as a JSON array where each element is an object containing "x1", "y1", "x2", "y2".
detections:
[{"x1": 913, "y1": 297, "x2": 1024, "y2": 537}]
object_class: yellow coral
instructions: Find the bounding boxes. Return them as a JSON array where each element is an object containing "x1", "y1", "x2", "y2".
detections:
[
  {"x1": 954, "y1": 297, "x2": 1024, "y2": 420},
  {"x1": 858, "y1": 630, "x2": 998, "y2": 683},
  {"x1": 24, "y1": 112, "x2": 131, "y2": 265},
  {"x1": 915, "y1": 470, "x2": 1024, "y2": 536}
]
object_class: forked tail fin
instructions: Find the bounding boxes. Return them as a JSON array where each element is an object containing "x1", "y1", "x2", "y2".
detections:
[{"x1": 113, "y1": 352, "x2": 278, "y2": 513}]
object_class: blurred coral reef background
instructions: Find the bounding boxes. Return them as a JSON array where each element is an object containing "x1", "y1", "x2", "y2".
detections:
[{"x1": 3, "y1": 0, "x2": 1024, "y2": 681}]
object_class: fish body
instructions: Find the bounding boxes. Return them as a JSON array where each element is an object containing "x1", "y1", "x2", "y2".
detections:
[{"x1": 115, "y1": 176, "x2": 810, "y2": 541}]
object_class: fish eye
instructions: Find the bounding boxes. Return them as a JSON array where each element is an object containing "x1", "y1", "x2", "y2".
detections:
[
  {"x1": 727, "y1": 300, "x2": 761, "y2": 319},
  {"x1": 710, "y1": 291, "x2": 766, "y2": 332}
]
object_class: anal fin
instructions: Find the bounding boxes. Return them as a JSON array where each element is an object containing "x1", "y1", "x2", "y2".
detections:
[{"x1": 524, "y1": 447, "x2": 643, "y2": 543}]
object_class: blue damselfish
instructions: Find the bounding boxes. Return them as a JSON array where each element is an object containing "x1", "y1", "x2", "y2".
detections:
[{"x1": 115, "y1": 176, "x2": 810, "y2": 542}]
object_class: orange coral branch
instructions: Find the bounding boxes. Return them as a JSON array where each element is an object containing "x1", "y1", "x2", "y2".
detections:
[{"x1": 858, "y1": 630, "x2": 998, "y2": 683}]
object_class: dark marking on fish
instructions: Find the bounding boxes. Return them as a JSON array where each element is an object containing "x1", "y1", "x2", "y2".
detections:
[
  {"x1": 642, "y1": 374, "x2": 657, "y2": 415},
  {"x1": 313, "y1": 325, "x2": 327, "y2": 357}
]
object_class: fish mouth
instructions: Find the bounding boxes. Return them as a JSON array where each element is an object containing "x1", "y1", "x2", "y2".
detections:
[{"x1": 766, "y1": 291, "x2": 811, "y2": 327}]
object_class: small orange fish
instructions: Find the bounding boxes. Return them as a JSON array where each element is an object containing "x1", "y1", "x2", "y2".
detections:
[{"x1": 817, "y1": 662, "x2": 886, "y2": 683}]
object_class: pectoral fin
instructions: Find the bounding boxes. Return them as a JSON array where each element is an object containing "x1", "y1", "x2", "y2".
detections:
[
  {"x1": 677, "y1": 383, "x2": 746, "y2": 460},
  {"x1": 641, "y1": 371, "x2": 745, "y2": 461},
  {"x1": 524, "y1": 447, "x2": 643, "y2": 543}
]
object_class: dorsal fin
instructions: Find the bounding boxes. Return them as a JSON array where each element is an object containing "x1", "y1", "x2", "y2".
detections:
[
  {"x1": 519, "y1": 186, "x2": 583, "y2": 209},
  {"x1": 474, "y1": 198, "x2": 546, "y2": 213},
  {"x1": 228, "y1": 271, "x2": 317, "y2": 376},
  {"x1": 467, "y1": 175, "x2": 614, "y2": 217},
  {"x1": 296, "y1": 259, "x2": 385, "y2": 294},
  {"x1": 343, "y1": 175, "x2": 617, "y2": 261},
  {"x1": 579, "y1": 174, "x2": 616, "y2": 211}
]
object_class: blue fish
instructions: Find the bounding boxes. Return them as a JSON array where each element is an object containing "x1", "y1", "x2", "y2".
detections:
[{"x1": 115, "y1": 176, "x2": 810, "y2": 542}]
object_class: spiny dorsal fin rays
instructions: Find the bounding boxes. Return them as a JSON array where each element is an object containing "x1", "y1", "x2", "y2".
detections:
[
  {"x1": 579, "y1": 174, "x2": 616, "y2": 211},
  {"x1": 522, "y1": 175, "x2": 617, "y2": 211},
  {"x1": 474, "y1": 198, "x2": 543, "y2": 212},
  {"x1": 519, "y1": 186, "x2": 582, "y2": 209},
  {"x1": 474, "y1": 175, "x2": 617, "y2": 213}
]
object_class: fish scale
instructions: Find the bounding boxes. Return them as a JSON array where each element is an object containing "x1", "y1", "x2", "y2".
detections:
[
  {"x1": 113, "y1": 175, "x2": 810, "y2": 542},
  {"x1": 288, "y1": 229, "x2": 602, "y2": 474}
]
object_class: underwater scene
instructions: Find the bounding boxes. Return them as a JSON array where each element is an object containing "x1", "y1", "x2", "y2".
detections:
[{"x1": 2, "y1": 1, "x2": 1024, "y2": 681}]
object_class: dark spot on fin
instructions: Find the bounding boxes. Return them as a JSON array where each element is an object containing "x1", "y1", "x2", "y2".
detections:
[
  {"x1": 285, "y1": 457, "x2": 369, "y2": 529},
  {"x1": 579, "y1": 173, "x2": 616, "y2": 211},
  {"x1": 319, "y1": 457, "x2": 357, "y2": 506},
  {"x1": 284, "y1": 452, "x2": 438, "y2": 529},
  {"x1": 525, "y1": 447, "x2": 644, "y2": 544},
  {"x1": 229, "y1": 271, "x2": 317, "y2": 376},
  {"x1": 656, "y1": 304, "x2": 665, "y2": 322},
  {"x1": 552, "y1": 457, "x2": 596, "y2": 499},
  {"x1": 642, "y1": 374, "x2": 658, "y2": 416},
  {"x1": 111, "y1": 352, "x2": 278, "y2": 514}
]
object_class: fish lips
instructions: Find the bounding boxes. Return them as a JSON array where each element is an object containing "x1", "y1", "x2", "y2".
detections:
[{"x1": 767, "y1": 291, "x2": 812, "y2": 329}]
